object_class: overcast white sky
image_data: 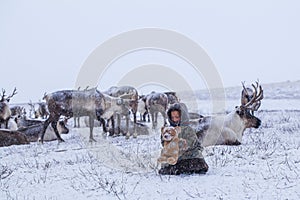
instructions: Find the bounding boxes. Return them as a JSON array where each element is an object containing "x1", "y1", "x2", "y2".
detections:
[{"x1": 1, "y1": 0, "x2": 299, "y2": 103}]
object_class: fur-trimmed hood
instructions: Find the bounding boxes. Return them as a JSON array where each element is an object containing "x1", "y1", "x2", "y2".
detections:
[{"x1": 167, "y1": 103, "x2": 190, "y2": 127}]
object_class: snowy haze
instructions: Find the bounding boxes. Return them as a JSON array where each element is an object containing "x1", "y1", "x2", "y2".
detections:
[
  {"x1": 1, "y1": 0, "x2": 300, "y2": 103},
  {"x1": 1, "y1": 81, "x2": 300, "y2": 199}
]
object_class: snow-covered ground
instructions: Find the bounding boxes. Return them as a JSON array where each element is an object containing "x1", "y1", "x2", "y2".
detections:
[{"x1": 1, "y1": 81, "x2": 300, "y2": 200}]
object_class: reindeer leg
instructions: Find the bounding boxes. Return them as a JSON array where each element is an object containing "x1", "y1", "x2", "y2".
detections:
[
  {"x1": 125, "y1": 115, "x2": 131, "y2": 139},
  {"x1": 73, "y1": 117, "x2": 77, "y2": 128},
  {"x1": 106, "y1": 118, "x2": 110, "y2": 128},
  {"x1": 99, "y1": 118, "x2": 108, "y2": 134},
  {"x1": 89, "y1": 116, "x2": 96, "y2": 142},
  {"x1": 133, "y1": 111, "x2": 137, "y2": 124},
  {"x1": 5, "y1": 119, "x2": 9, "y2": 129},
  {"x1": 111, "y1": 116, "x2": 116, "y2": 137},
  {"x1": 154, "y1": 112, "x2": 158, "y2": 129},
  {"x1": 162, "y1": 111, "x2": 167, "y2": 126},
  {"x1": 117, "y1": 114, "x2": 121, "y2": 136},
  {"x1": 133, "y1": 118, "x2": 137, "y2": 139},
  {"x1": 142, "y1": 111, "x2": 146, "y2": 122},
  {"x1": 151, "y1": 111, "x2": 155, "y2": 129},
  {"x1": 77, "y1": 117, "x2": 80, "y2": 128},
  {"x1": 147, "y1": 111, "x2": 150, "y2": 122},
  {"x1": 40, "y1": 117, "x2": 52, "y2": 143},
  {"x1": 51, "y1": 120, "x2": 65, "y2": 143}
]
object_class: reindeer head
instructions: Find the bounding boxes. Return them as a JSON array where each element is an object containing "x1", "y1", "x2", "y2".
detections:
[
  {"x1": 235, "y1": 106, "x2": 261, "y2": 128},
  {"x1": 1, "y1": 88, "x2": 17, "y2": 103},
  {"x1": 237, "y1": 81, "x2": 264, "y2": 128}
]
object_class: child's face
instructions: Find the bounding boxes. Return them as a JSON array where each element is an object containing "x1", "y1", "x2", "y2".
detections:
[{"x1": 171, "y1": 111, "x2": 180, "y2": 123}]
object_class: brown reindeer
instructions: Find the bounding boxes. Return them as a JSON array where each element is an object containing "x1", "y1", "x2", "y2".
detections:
[
  {"x1": 10, "y1": 105, "x2": 25, "y2": 117},
  {"x1": 0, "y1": 129, "x2": 29, "y2": 147},
  {"x1": 17, "y1": 117, "x2": 69, "y2": 142},
  {"x1": 34, "y1": 102, "x2": 49, "y2": 119},
  {"x1": 164, "y1": 91, "x2": 180, "y2": 106},
  {"x1": 144, "y1": 92, "x2": 169, "y2": 129},
  {"x1": 0, "y1": 88, "x2": 17, "y2": 129},
  {"x1": 41, "y1": 88, "x2": 135, "y2": 143},
  {"x1": 73, "y1": 86, "x2": 90, "y2": 128},
  {"x1": 41, "y1": 88, "x2": 106, "y2": 143}
]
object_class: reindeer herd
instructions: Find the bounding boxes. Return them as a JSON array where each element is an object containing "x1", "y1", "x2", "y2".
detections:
[{"x1": 0, "y1": 81, "x2": 264, "y2": 148}]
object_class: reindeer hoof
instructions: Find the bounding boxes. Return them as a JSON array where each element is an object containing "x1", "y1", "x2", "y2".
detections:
[
  {"x1": 38, "y1": 137, "x2": 43, "y2": 143},
  {"x1": 225, "y1": 140, "x2": 241, "y2": 145},
  {"x1": 58, "y1": 138, "x2": 65, "y2": 143},
  {"x1": 89, "y1": 138, "x2": 97, "y2": 142}
]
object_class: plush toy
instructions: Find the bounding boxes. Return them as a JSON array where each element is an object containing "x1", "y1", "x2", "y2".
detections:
[{"x1": 157, "y1": 126, "x2": 187, "y2": 165}]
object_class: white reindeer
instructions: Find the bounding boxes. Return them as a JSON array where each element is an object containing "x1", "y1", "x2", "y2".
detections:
[
  {"x1": 195, "y1": 82, "x2": 264, "y2": 147},
  {"x1": 102, "y1": 93, "x2": 136, "y2": 139},
  {"x1": 103, "y1": 86, "x2": 139, "y2": 123}
]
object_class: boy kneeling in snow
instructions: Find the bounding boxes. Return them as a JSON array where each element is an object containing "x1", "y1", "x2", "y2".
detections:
[{"x1": 158, "y1": 103, "x2": 208, "y2": 175}]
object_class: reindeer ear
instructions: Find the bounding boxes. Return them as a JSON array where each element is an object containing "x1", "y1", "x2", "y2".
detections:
[
  {"x1": 119, "y1": 94, "x2": 132, "y2": 99},
  {"x1": 235, "y1": 106, "x2": 241, "y2": 115}
]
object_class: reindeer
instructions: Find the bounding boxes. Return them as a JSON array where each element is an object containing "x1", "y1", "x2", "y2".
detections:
[
  {"x1": 28, "y1": 100, "x2": 36, "y2": 118},
  {"x1": 17, "y1": 117, "x2": 69, "y2": 142},
  {"x1": 8, "y1": 105, "x2": 25, "y2": 130},
  {"x1": 137, "y1": 95, "x2": 150, "y2": 122},
  {"x1": 16, "y1": 115, "x2": 54, "y2": 128},
  {"x1": 0, "y1": 130, "x2": 29, "y2": 147},
  {"x1": 34, "y1": 102, "x2": 49, "y2": 119},
  {"x1": 10, "y1": 105, "x2": 25, "y2": 118},
  {"x1": 164, "y1": 92, "x2": 180, "y2": 106},
  {"x1": 103, "y1": 86, "x2": 139, "y2": 123},
  {"x1": 144, "y1": 92, "x2": 168, "y2": 129},
  {"x1": 241, "y1": 81, "x2": 263, "y2": 115},
  {"x1": 102, "y1": 93, "x2": 136, "y2": 139},
  {"x1": 73, "y1": 86, "x2": 90, "y2": 128},
  {"x1": 0, "y1": 88, "x2": 17, "y2": 129},
  {"x1": 41, "y1": 88, "x2": 106, "y2": 143},
  {"x1": 41, "y1": 88, "x2": 135, "y2": 143},
  {"x1": 195, "y1": 82, "x2": 264, "y2": 147},
  {"x1": 139, "y1": 92, "x2": 178, "y2": 123}
]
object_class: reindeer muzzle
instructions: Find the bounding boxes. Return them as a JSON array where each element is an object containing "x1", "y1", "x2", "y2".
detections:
[{"x1": 255, "y1": 118, "x2": 261, "y2": 128}]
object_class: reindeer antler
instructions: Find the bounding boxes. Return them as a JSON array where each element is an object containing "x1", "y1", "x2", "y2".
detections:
[
  {"x1": 254, "y1": 81, "x2": 264, "y2": 102},
  {"x1": 244, "y1": 82, "x2": 264, "y2": 109},
  {"x1": 6, "y1": 87, "x2": 17, "y2": 101},
  {"x1": 241, "y1": 81, "x2": 250, "y2": 96},
  {"x1": 1, "y1": 88, "x2": 6, "y2": 102}
]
